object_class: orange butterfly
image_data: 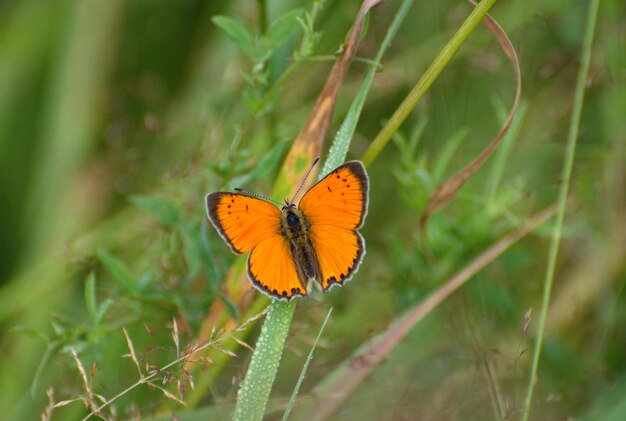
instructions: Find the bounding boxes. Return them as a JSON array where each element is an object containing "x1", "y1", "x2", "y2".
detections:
[{"x1": 206, "y1": 160, "x2": 369, "y2": 300}]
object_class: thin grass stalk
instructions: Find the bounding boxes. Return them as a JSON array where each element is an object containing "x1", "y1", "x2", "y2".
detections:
[
  {"x1": 282, "y1": 307, "x2": 333, "y2": 421},
  {"x1": 361, "y1": 0, "x2": 497, "y2": 166},
  {"x1": 521, "y1": 0, "x2": 601, "y2": 418}
]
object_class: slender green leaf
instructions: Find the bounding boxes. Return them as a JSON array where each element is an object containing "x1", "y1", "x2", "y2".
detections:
[
  {"x1": 129, "y1": 195, "x2": 180, "y2": 228},
  {"x1": 84, "y1": 272, "x2": 98, "y2": 325},
  {"x1": 212, "y1": 15, "x2": 256, "y2": 58},
  {"x1": 97, "y1": 248, "x2": 137, "y2": 293},
  {"x1": 31, "y1": 343, "x2": 60, "y2": 398},
  {"x1": 431, "y1": 128, "x2": 468, "y2": 183},
  {"x1": 230, "y1": 139, "x2": 290, "y2": 187},
  {"x1": 217, "y1": 292, "x2": 241, "y2": 320},
  {"x1": 10, "y1": 326, "x2": 49, "y2": 343},
  {"x1": 264, "y1": 10, "x2": 302, "y2": 50},
  {"x1": 323, "y1": 0, "x2": 413, "y2": 174},
  {"x1": 182, "y1": 227, "x2": 202, "y2": 278},
  {"x1": 96, "y1": 298, "x2": 114, "y2": 325}
]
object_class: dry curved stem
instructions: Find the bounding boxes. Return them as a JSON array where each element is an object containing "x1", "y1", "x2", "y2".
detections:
[
  {"x1": 419, "y1": 0, "x2": 522, "y2": 232},
  {"x1": 277, "y1": 0, "x2": 387, "y2": 197}
]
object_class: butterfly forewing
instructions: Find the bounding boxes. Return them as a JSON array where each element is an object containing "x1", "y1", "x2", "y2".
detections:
[
  {"x1": 206, "y1": 192, "x2": 281, "y2": 254},
  {"x1": 298, "y1": 161, "x2": 369, "y2": 289}
]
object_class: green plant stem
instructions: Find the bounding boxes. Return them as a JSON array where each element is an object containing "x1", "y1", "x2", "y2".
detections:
[
  {"x1": 282, "y1": 307, "x2": 333, "y2": 421},
  {"x1": 257, "y1": 0, "x2": 268, "y2": 34},
  {"x1": 521, "y1": 0, "x2": 601, "y2": 419},
  {"x1": 361, "y1": 0, "x2": 497, "y2": 166},
  {"x1": 233, "y1": 300, "x2": 296, "y2": 421},
  {"x1": 255, "y1": 60, "x2": 302, "y2": 114}
]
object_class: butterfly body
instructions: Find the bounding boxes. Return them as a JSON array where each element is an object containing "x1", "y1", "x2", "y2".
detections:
[
  {"x1": 206, "y1": 161, "x2": 368, "y2": 300},
  {"x1": 278, "y1": 204, "x2": 322, "y2": 294}
]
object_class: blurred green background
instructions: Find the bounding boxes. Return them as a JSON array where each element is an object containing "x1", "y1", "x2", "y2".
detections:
[{"x1": 1, "y1": 0, "x2": 625, "y2": 419}]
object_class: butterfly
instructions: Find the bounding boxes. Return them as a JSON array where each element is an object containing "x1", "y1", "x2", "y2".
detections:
[{"x1": 205, "y1": 160, "x2": 369, "y2": 300}]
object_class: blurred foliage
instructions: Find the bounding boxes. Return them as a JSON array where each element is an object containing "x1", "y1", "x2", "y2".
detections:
[{"x1": 0, "y1": 0, "x2": 625, "y2": 420}]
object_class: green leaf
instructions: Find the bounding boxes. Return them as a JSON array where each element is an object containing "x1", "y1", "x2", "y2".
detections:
[
  {"x1": 31, "y1": 343, "x2": 60, "y2": 398},
  {"x1": 263, "y1": 9, "x2": 302, "y2": 51},
  {"x1": 10, "y1": 326, "x2": 49, "y2": 343},
  {"x1": 296, "y1": 13, "x2": 321, "y2": 57},
  {"x1": 182, "y1": 225, "x2": 202, "y2": 277},
  {"x1": 130, "y1": 195, "x2": 180, "y2": 228},
  {"x1": 212, "y1": 15, "x2": 255, "y2": 58},
  {"x1": 253, "y1": 139, "x2": 290, "y2": 179},
  {"x1": 431, "y1": 128, "x2": 468, "y2": 183},
  {"x1": 49, "y1": 318, "x2": 65, "y2": 337},
  {"x1": 84, "y1": 272, "x2": 98, "y2": 325},
  {"x1": 323, "y1": 0, "x2": 412, "y2": 174},
  {"x1": 217, "y1": 292, "x2": 240, "y2": 320},
  {"x1": 230, "y1": 139, "x2": 290, "y2": 187},
  {"x1": 96, "y1": 298, "x2": 114, "y2": 325},
  {"x1": 97, "y1": 248, "x2": 138, "y2": 293}
]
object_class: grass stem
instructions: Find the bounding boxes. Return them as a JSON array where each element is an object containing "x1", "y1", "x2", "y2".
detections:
[
  {"x1": 362, "y1": 0, "x2": 497, "y2": 166},
  {"x1": 521, "y1": 0, "x2": 601, "y2": 418}
]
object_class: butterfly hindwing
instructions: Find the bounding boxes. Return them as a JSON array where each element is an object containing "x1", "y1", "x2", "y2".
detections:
[
  {"x1": 298, "y1": 161, "x2": 369, "y2": 289},
  {"x1": 247, "y1": 234, "x2": 307, "y2": 300},
  {"x1": 311, "y1": 226, "x2": 365, "y2": 290},
  {"x1": 206, "y1": 192, "x2": 281, "y2": 254}
]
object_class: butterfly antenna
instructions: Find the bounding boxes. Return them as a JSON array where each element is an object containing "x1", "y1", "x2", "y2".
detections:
[
  {"x1": 233, "y1": 188, "x2": 283, "y2": 207},
  {"x1": 289, "y1": 157, "x2": 320, "y2": 203}
]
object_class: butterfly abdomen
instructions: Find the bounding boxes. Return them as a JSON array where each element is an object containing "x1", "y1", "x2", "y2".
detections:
[{"x1": 280, "y1": 206, "x2": 322, "y2": 292}]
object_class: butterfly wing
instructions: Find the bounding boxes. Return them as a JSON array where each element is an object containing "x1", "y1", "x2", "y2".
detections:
[
  {"x1": 298, "y1": 161, "x2": 369, "y2": 290},
  {"x1": 248, "y1": 234, "x2": 307, "y2": 300},
  {"x1": 206, "y1": 192, "x2": 281, "y2": 253},
  {"x1": 206, "y1": 192, "x2": 305, "y2": 300}
]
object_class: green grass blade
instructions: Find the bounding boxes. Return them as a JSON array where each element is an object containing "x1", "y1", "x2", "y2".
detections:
[
  {"x1": 521, "y1": 0, "x2": 601, "y2": 418},
  {"x1": 323, "y1": 0, "x2": 414, "y2": 174},
  {"x1": 233, "y1": 301, "x2": 297, "y2": 421},
  {"x1": 282, "y1": 307, "x2": 333, "y2": 421}
]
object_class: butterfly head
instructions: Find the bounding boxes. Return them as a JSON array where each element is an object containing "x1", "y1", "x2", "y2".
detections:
[
  {"x1": 280, "y1": 203, "x2": 308, "y2": 232},
  {"x1": 281, "y1": 200, "x2": 296, "y2": 211}
]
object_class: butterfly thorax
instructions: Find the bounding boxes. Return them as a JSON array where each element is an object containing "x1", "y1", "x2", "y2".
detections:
[{"x1": 279, "y1": 205, "x2": 322, "y2": 293}]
